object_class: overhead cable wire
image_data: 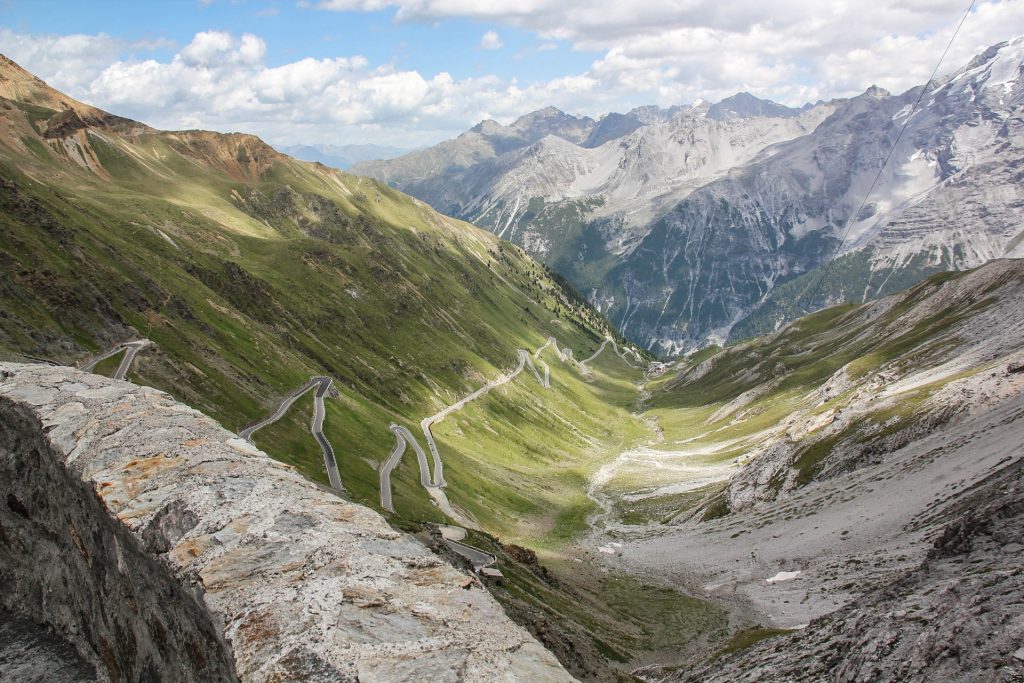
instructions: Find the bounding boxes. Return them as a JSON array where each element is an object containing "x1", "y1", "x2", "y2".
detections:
[{"x1": 797, "y1": 0, "x2": 978, "y2": 311}]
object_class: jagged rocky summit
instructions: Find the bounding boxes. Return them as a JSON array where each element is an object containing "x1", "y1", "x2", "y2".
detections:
[{"x1": 355, "y1": 37, "x2": 1024, "y2": 354}]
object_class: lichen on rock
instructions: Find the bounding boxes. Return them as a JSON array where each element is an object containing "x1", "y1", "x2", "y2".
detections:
[{"x1": 0, "y1": 363, "x2": 575, "y2": 682}]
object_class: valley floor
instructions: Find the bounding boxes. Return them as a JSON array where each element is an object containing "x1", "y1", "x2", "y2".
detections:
[
  {"x1": 606, "y1": 377, "x2": 1023, "y2": 628},
  {"x1": 573, "y1": 263, "x2": 1024, "y2": 676}
]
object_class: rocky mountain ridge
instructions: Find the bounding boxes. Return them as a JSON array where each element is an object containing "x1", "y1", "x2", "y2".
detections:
[
  {"x1": 355, "y1": 37, "x2": 1024, "y2": 354},
  {"x1": 597, "y1": 258, "x2": 1024, "y2": 680}
]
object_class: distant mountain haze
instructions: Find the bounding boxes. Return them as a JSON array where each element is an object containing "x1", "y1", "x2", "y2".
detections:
[{"x1": 282, "y1": 142, "x2": 414, "y2": 169}]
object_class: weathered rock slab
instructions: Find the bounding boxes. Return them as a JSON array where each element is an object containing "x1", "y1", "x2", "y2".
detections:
[{"x1": 0, "y1": 363, "x2": 575, "y2": 682}]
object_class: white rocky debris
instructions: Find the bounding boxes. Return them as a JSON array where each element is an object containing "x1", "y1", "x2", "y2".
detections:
[
  {"x1": 765, "y1": 571, "x2": 802, "y2": 584},
  {"x1": 615, "y1": 260, "x2": 1024, "y2": 630}
]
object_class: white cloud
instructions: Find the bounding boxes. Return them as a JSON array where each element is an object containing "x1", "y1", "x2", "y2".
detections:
[
  {"x1": 360, "y1": 71, "x2": 430, "y2": 113},
  {"x1": 178, "y1": 31, "x2": 265, "y2": 66},
  {"x1": 0, "y1": 29, "x2": 125, "y2": 94},
  {"x1": 480, "y1": 30, "x2": 503, "y2": 50},
  {"x1": 2, "y1": 27, "x2": 585, "y2": 147},
  {"x1": 2, "y1": 0, "x2": 1022, "y2": 149},
  {"x1": 312, "y1": 0, "x2": 1024, "y2": 106}
]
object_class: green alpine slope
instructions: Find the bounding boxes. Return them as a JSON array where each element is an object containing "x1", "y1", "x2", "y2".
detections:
[
  {"x1": 0, "y1": 53, "x2": 653, "y2": 538},
  {"x1": 594, "y1": 260, "x2": 1024, "y2": 529},
  {"x1": 0, "y1": 55, "x2": 738, "y2": 679}
]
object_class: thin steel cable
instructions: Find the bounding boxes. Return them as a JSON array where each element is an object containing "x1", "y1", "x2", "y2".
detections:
[{"x1": 797, "y1": 0, "x2": 978, "y2": 311}]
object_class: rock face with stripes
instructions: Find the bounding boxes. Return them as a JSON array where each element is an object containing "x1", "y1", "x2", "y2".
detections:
[{"x1": 0, "y1": 363, "x2": 576, "y2": 683}]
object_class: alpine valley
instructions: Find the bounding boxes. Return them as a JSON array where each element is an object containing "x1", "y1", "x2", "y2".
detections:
[
  {"x1": 0, "y1": 25, "x2": 1023, "y2": 683},
  {"x1": 354, "y1": 36, "x2": 1024, "y2": 355}
]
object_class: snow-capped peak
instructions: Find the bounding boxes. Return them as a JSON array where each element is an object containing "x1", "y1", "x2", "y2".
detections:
[
  {"x1": 978, "y1": 35, "x2": 1024, "y2": 91},
  {"x1": 944, "y1": 34, "x2": 1024, "y2": 94}
]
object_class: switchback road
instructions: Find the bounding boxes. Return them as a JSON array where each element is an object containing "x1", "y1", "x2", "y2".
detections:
[
  {"x1": 241, "y1": 376, "x2": 343, "y2": 493},
  {"x1": 81, "y1": 340, "x2": 151, "y2": 380}
]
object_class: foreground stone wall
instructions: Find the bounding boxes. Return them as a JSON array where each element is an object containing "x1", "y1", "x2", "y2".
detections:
[
  {"x1": 0, "y1": 363, "x2": 574, "y2": 682},
  {"x1": 0, "y1": 396, "x2": 238, "y2": 682}
]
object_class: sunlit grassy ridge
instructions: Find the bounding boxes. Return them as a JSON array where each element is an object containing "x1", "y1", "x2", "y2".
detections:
[
  {"x1": 595, "y1": 266, "x2": 1011, "y2": 524},
  {"x1": 0, "y1": 77, "x2": 655, "y2": 542}
]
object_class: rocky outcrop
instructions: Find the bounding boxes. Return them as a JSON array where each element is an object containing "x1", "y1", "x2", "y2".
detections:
[
  {"x1": 0, "y1": 391, "x2": 238, "y2": 682},
  {"x1": 720, "y1": 259, "x2": 1024, "y2": 512},
  {"x1": 616, "y1": 259, "x2": 1024, "y2": 662},
  {"x1": 667, "y1": 458, "x2": 1024, "y2": 683},
  {"x1": 0, "y1": 363, "x2": 574, "y2": 682}
]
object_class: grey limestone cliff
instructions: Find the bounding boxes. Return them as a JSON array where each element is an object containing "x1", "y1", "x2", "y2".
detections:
[
  {"x1": 0, "y1": 363, "x2": 575, "y2": 682},
  {"x1": 354, "y1": 38, "x2": 1024, "y2": 355}
]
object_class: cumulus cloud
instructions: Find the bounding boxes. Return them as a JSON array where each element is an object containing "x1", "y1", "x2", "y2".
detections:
[
  {"x1": 480, "y1": 30, "x2": 503, "y2": 49},
  {"x1": 0, "y1": 28, "x2": 141, "y2": 95},
  {"x1": 314, "y1": 0, "x2": 1024, "y2": 105},
  {"x1": 2, "y1": 27, "x2": 609, "y2": 147},
  {"x1": 2, "y1": 0, "x2": 1022, "y2": 148}
]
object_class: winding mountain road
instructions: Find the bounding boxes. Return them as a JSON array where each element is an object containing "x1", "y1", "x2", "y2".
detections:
[
  {"x1": 378, "y1": 333, "x2": 646, "y2": 535},
  {"x1": 580, "y1": 339, "x2": 610, "y2": 366},
  {"x1": 312, "y1": 378, "x2": 344, "y2": 491},
  {"x1": 239, "y1": 378, "x2": 320, "y2": 440},
  {"x1": 420, "y1": 349, "x2": 530, "y2": 487},
  {"x1": 444, "y1": 539, "x2": 497, "y2": 570},
  {"x1": 381, "y1": 337, "x2": 589, "y2": 516},
  {"x1": 81, "y1": 343, "x2": 345, "y2": 490},
  {"x1": 532, "y1": 339, "x2": 553, "y2": 387},
  {"x1": 438, "y1": 524, "x2": 496, "y2": 570},
  {"x1": 114, "y1": 342, "x2": 148, "y2": 379},
  {"x1": 579, "y1": 336, "x2": 640, "y2": 373},
  {"x1": 241, "y1": 376, "x2": 344, "y2": 493},
  {"x1": 378, "y1": 424, "x2": 477, "y2": 526},
  {"x1": 611, "y1": 339, "x2": 641, "y2": 367},
  {"x1": 81, "y1": 340, "x2": 151, "y2": 380},
  {"x1": 81, "y1": 346, "x2": 125, "y2": 372},
  {"x1": 537, "y1": 358, "x2": 550, "y2": 388},
  {"x1": 380, "y1": 424, "x2": 433, "y2": 512},
  {"x1": 380, "y1": 340, "x2": 566, "y2": 520},
  {"x1": 524, "y1": 353, "x2": 546, "y2": 387}
]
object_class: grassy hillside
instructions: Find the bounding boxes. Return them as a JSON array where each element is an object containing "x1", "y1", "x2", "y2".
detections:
[
  {"x1": 595, "y1": 261, "x2": 1024, "y2": 528},
  {"x1": 0, "y1": 55, "x2": 654, "y2": 537},
  {"x1": 0, "y1": 56, "x2": 738, "y2": 679}
]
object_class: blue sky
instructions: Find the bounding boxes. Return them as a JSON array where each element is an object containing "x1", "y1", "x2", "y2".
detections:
[
  {"x1": 1, "y1": 0, "x2": 1021, "y2": 148},
  {"x1": 0, "y1": 1, "x2": 594, "y2": 83}
]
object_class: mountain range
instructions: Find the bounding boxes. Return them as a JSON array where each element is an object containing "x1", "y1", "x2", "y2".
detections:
[
  {"x1": 1, "y1": 41, "x2": 1024, "y2": 682},
  {"x1": 281, "y1": 142, "x2": 413, "y2": 169},
  {"x1": 354, "y1": 37, "x2": 1024, "y2": 354}
]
